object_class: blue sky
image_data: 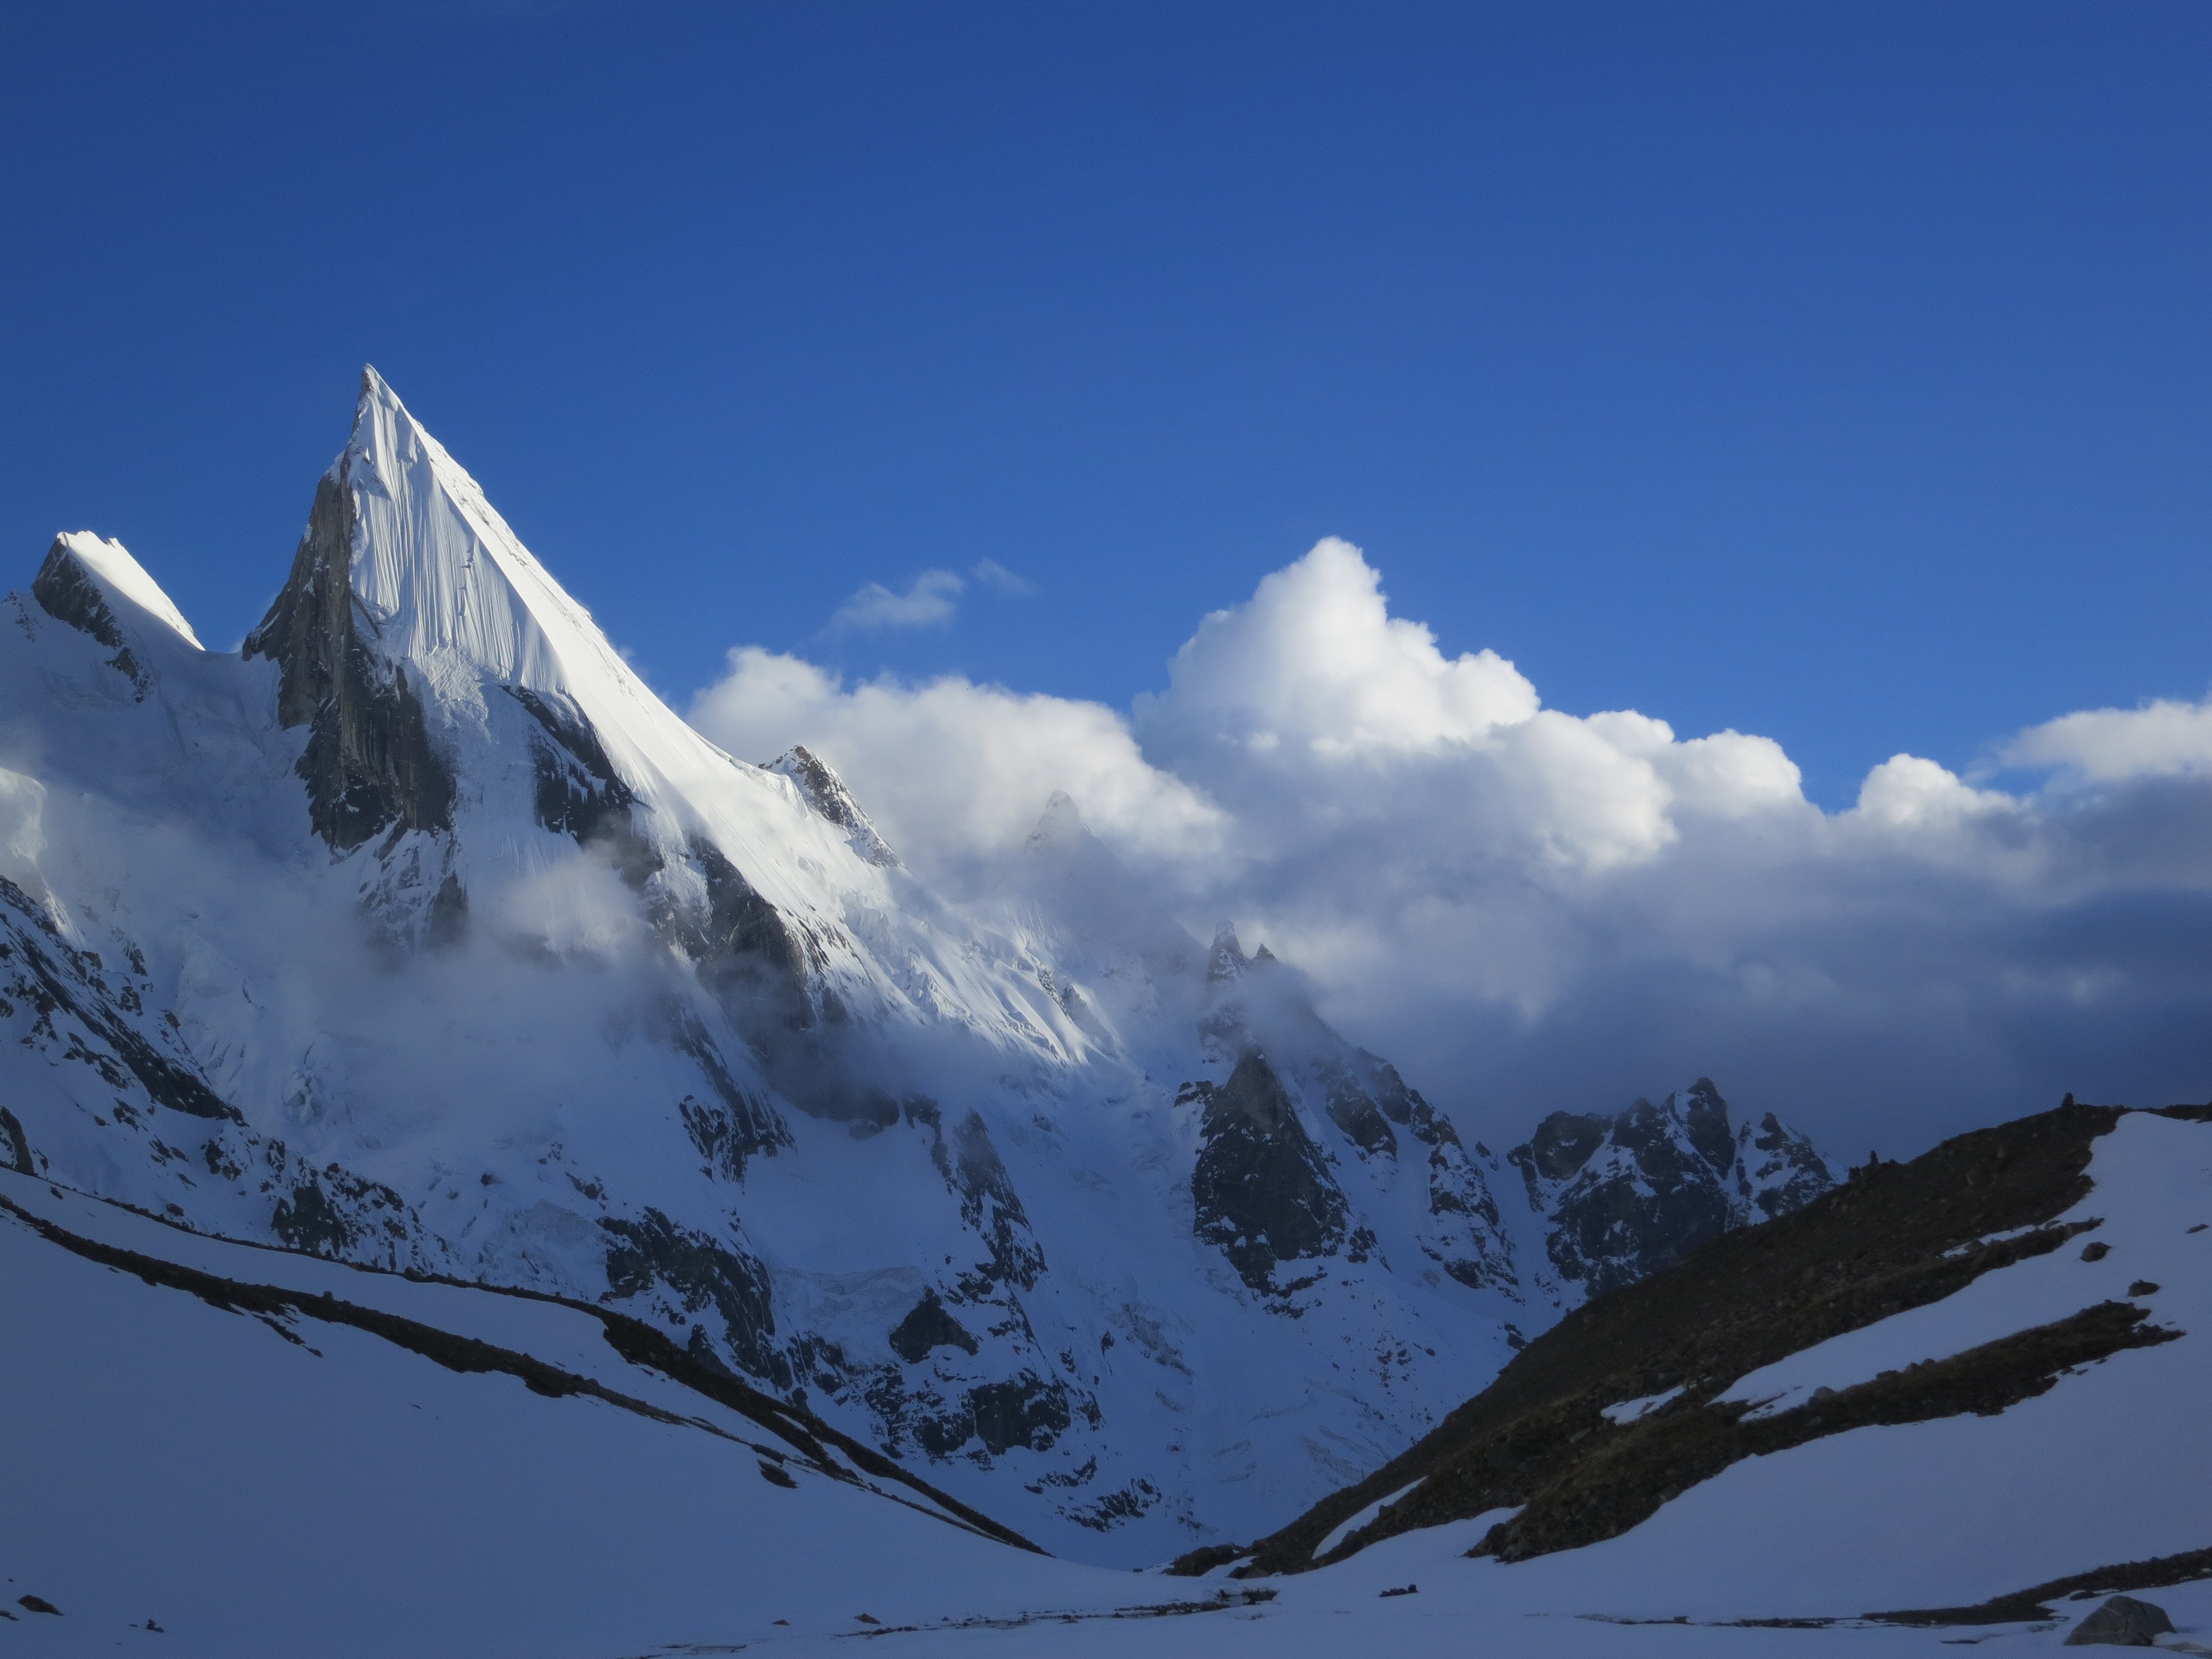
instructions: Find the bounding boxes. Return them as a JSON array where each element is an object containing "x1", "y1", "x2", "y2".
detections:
[{"x1": 4, "y1": 1, "x2": 2208, "y2": 808}]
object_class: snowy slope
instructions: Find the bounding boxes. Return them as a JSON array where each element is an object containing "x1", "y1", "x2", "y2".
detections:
[
  {"x1": 5, "y1": 1116, "x2": 2206, "y2": 1657},
  {"x1": 0, "y1": 1171, "x2": 1098, "y2": 1658},
  {"x1": 1188, "y1": 1105, "x2": 2212, "y2": 1641},
  {"x1": 0, "y1": 370, "x2": 1829, "y2": 1563}
]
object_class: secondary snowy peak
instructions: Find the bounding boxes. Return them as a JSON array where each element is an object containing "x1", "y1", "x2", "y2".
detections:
[
  {"x1": 766, "y1": 745, "x2": 899, "y2": 867},
  {"x1": 38, "y1": 533, "x2": 204, "y2": 651},
  {"x1": 24, "y1": 532, "x2": 205, "y2": 701}
]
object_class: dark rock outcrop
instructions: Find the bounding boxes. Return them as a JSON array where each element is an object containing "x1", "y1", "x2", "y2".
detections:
[
  {"x1": 243, "y1": 470, "x2": 455, "y2": 852},
  {"x1": 869, "y1": 1366, "x2": 1078, "y2": 1461},
  {"x1": 679, "y1": 1091, "x2": 788, "y2": 1182},
  {"x1": 675, "y1": 837, "x2": 816, "y2": 1034},
  {"x1": 1511, "y1": 1079, "x2": 1833, "y2": 1300},
  {"x1": 1328, "y1": 1050, "x2": 1512, "y2": 1290},
  {"x1": 1192, "y1": 1051, "x2": 1349, "y2": 1296},
  {"x1": 1322, "y1": 1067, "x2": 1397, "y2": 1158},
  {"x1": 600, "y1": 1207, "x2": 786, "y2": 1386},
  {"x1": 889, "y1": 1288, "x2": 980, "y2": 1363},
  {"x1": 0, "y1": 1102, "x2": 33, "y2": 1174},
  {"x1": 510, "y1": 686, "x2": 662, "y2": 883},
  {"x1": 270, "y1": 1165, "x2": 420, "y2": 1260},
  {"x1": 0, "y1": 877, "x2": 238, "y2": 1123},
  {"x1": 2064, "y1": 1595, "x2": 2176, "y2": 1646},
  {"x1": 1228, "y1": 1098, "x2": 2174, "y2": 1578},
  {"x1": 667, "y1": 1003, "x2": 791, "y2": 1180},
  {"x1": 907, "y1": 1098, "x2": 1045, "y2": 1293}
]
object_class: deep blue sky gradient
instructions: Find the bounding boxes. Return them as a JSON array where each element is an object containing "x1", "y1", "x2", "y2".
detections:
[{"x1": 4, "y1": 2, "x2": 2208, "y2": 805}]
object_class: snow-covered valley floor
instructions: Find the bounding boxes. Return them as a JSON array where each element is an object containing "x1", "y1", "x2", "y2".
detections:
[{"x1": 7, "y1": 1109, "x2": 2209, "y2": 1656}]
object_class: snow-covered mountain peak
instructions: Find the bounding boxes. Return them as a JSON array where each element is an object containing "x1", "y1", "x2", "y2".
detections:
[
  {"x1": 235, "y1": 369, "x2": 908, "y2": 946},
  {"x1": 331, "y1": 364, "x2": 625, "y2": 697},
  {"x1": 1026, "y1": 789, "x2": 1082, "y2": 841}
]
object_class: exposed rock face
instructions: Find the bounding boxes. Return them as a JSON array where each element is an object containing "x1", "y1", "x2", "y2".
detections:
[
  {"x1": 1511, "y1": 1078, "x2": 1835, "y2": 1300},
  {"x1": 663, "y1": 1000, "x2": 791, "y2": 1177},
  {"x1": 907, "y1": 1099, "x2": 1045, "y2": 1293},
  {"x1": 270, "y1": 1165, "x2": 419, "y2": 1259},
  {"x1": 32, "y1": 539, "x2": 148, "y2": 695},
  {"x1": 0, "y1": 1102, "x2": 35, "y2": 1173},
  {"x1": 680, "y1": 837, "x2": 817, "y2": 1032},
  {"x1": 0, "y1": 877, "x2": 237, "y2": 1123},
  {"x1": 1189, "y1": 927, "x2": 1515, "y2": 1297},
  {"x1": 510, "y1": 685, "x2": 654, "y2": 874},
  {"x1": 512, "y1": 695, "x2": 821, "y2": 1042},
  {"x1": 889, "y1": 1289, "x2": 980, "y2": 1363},
  {"x1": 1321, "y1": 1050, "x2": 1514, "y2": 1291},
  {"x1": 1734, "y1": 1103, "x2": 1838, "y2": 1219},
  {"x1": 1191, "y1": 1051, "x2": 1351, "y2": 1297},
  {"x1": 243, "y1": 472, "x2": 456, "y2": 852},
  {"x1": 599, "y1": 1206, "x2": 786, "y2": 1385},
  {"x1": 767, "y1": 745, "x2": 899, "y2": 868}
]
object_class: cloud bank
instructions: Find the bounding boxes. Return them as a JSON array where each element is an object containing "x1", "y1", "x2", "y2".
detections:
[{"x1": 693, "y1": 538, "x2": 2212, "y2": 1157}]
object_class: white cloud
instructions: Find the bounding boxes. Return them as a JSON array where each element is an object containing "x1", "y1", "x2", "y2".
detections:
[
  {"x1": 692, "y1": 538, "x2": 2212, "y2": 1159},
  {"x1": 824, "y1": 560, "x2": 1039, "y2": 634},
  {"x1": 2003, "y1": 695, "x2": 2212, "y2": 783},
  {"x1": 1853, "y1": 753, "x2": 2015, "y2": 830},
  {"x1": 969, "y1": 559, "x2": 1035, "y2": 594},
  {"x1": 692, "y1": 649, "x2": 1227, "y2": 889},
  {"x1": 1137, "y1": 539, "x2": 1537, "y2": 763},
  {"x1": 828, "y1": 568, "x2": 964, "y2": 633}
]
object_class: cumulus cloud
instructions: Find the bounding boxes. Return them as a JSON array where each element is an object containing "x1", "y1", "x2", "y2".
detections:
[
  {"x1": 692, "y1": 538, "x2": 2212, "y2": 1159},
  {"x1": 1138, "y1": 539, "x2": 1538, "y2": 759},
  {"x1": 1853, "y1": 754, "x2": 2016, "y2": 831},
  {"x1": 692, "y1": 648, "x2": 1227, "y2": 888}
]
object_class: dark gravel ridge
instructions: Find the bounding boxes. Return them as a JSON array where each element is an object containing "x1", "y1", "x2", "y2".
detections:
[{"x1": 1196, "y1": 1099, "x2": 2205, "y2": 1578}]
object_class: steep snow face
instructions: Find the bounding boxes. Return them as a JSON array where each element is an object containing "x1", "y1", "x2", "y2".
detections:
[
  {"x1": 0, "y1": 370, "x2": 1828, "y2": 1566},
  {"x1": 328, "y1": 366, "x2": 613, "y2": 693}
]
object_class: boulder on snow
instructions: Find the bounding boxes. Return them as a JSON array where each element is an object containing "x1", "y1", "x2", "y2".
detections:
[{"x1": 2063, "y1": 1594, "x2": 2176, "y2": 1646}]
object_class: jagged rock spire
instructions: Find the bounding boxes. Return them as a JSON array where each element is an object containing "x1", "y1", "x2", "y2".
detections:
[{"x1": 1207, "y1": 921, "x2": 1249, "y2": 984}]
